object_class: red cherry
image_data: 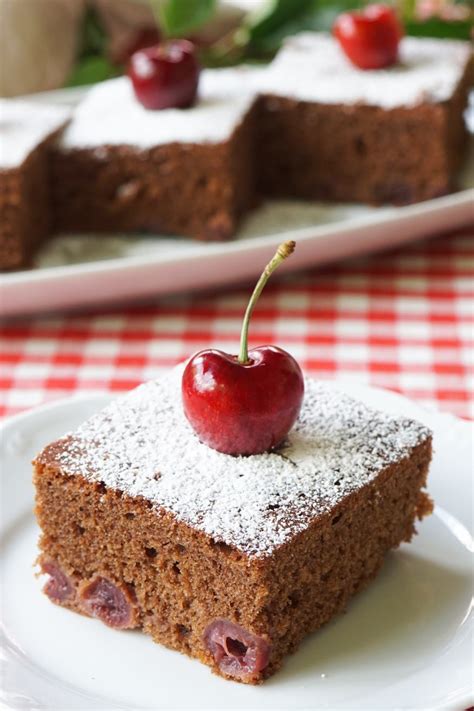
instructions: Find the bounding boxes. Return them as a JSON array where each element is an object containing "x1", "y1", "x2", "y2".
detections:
[
  {"x1": 182, "y1": 242, "x2": 304, "y2": 456},
  {"x1": 183, "y1": 346, "x2": 304, "y2": 456},
  {"x1": 128, "y1": 40, "x2": 200, "y2": 110},
  {"x1": 333, "y1": 4, "x2": 403, "y2": 70}
]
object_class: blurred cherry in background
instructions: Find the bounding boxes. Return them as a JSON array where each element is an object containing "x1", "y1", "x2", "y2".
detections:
[{"x1": 0, "y1": 0, "x2": 471, "y2": 97}]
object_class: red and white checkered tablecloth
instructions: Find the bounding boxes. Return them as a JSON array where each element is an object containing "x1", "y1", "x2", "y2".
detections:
[{"x1": 1, "y1": 228, "x2": 473, "y2": 421}]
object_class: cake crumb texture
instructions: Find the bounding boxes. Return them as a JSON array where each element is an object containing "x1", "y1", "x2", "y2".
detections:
[{"x1": 0, "y1": 101, "x2": 69, "y2": 270}]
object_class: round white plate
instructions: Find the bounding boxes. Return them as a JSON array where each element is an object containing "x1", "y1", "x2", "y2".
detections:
[{"x1": 0, "y1": 385, "x2": 472, "y2": 710}]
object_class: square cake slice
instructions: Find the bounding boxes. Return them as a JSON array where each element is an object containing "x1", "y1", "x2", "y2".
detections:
[
  {"x1": 34, "y1": 371, "x2": 432, "y2": 683},
  {"x1": 257, "y1": 33, "x2": 473, "y2": 205},
  {"x1": 0, "y1": 100, "x2": 69, "y2": 270},
  {"x1": 52, "y1": 69, "x2": 259, "y2": 242}
]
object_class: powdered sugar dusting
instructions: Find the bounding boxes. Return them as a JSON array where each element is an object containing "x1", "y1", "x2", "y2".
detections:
[
  {"x1": 39, "y1": 369, "x2": 430, "y2": 557},
  {"x1": 60, "y1": 68, "x2": 260, "y2": 150},
  {"x1": 0, "y1": 100, "x2": 69, "y2": 169},
  {"x1": 260, "y1": 33, "x2": 471, "y2": 109}
]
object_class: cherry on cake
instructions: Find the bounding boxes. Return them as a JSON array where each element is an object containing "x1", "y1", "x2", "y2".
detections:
[
  {"x1": 182, "y1": 241, "x2": 304, "y2": 456},
  {"x1": 0, "y1": 101, "x2": 69, "y2": 270},
  {"x1": 51, "y1": 67, "x2": 259, "y2": 242},
  {"x1": 257, "y1": 33, "x2": 473, "y2": 204},
  {"x1": 34, "y1": 368, "x2": 433, "y2": 683}
]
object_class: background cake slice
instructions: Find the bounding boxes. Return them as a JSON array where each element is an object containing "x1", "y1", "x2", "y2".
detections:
[
  {"x1": 52, "y1": 68, "x2": 259, "y2": 242},
  {"x1": 34, "y1": 370, "x2": 432, "y2": 684},
  {"x1": 0, "y1": 101, "x2": 69, "y2": 270},
  {"x1": 257, "y1": 33, "x2": 473, "y2": 205}
]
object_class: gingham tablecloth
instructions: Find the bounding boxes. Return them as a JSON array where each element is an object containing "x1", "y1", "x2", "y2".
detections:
[{"x1": 1, "y1": 228, "x2": 473, "y2": 421}]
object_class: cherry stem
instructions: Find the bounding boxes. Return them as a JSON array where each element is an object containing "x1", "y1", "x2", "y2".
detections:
[
  {"x1": 150, "y1": 0, "x2": 169, "y2": 38},
  {"x1": 238, "y1": 241, "x2": 296, "y2": 364}
]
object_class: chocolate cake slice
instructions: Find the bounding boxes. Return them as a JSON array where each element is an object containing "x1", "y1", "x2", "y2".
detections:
[
  {"x1": 34, "y1": 369, "x2": 432, "y2": 683},
  {"x1": 257, "y1": 34, "x2": 473, "y2": 205},
  {"x1": 52, "y1": 68, "x2": 260, "y2": 242},
  {"x1": 0, "y1": 101, "x2": 69, "y2": 270}
]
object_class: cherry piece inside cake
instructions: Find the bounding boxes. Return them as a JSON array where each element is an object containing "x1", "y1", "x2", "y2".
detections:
[{"x1": 34, "y1": 369, "x2": 432, "y2": 683}]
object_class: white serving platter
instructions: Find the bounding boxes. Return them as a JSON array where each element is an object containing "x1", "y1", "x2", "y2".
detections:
[
  {"x1": 1, "y1": 86, "x2": 473, "y2": 317},
  {"x1": 0, "y1": 383, "x2": 472, "y2": 709}
]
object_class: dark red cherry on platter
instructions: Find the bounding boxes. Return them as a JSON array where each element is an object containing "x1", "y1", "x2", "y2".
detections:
[
  {"x1": 128, "y1": 40, "x2": 200, "y2": 110},
  {"x1": 333, "y1": 4, "x2": 403, "y2": 70},
  {"x1": 182, "y1": 242, "x2": 304, "y2": 456}
]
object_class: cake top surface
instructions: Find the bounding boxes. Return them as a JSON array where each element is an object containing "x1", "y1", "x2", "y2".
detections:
[
  {"x1": 60, "y1": 68, "x2": 259, "y2": 150},
  {"x1": 0, "y1": 100, "x2": 69, "y2": 169},
  {"x1": 259, "y1": 33, "x2": 471, "y2": 109},
  {"x1": 38, "y1": 367, "x2": 431, "y2": 558}
]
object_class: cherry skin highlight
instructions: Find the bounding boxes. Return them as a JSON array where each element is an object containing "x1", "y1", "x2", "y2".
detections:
[
  {"x1": 182, "y1": 346, "x2": 304, "y2": 456},
  {"x1": 128, "y1": 39, "x2": 200, "y2": 110},
  {"x1": 333, "y1": 4, "x2": 403, "y2": 70}
]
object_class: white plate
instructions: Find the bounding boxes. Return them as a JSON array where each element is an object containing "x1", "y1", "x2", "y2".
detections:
[
  {"x1": 0, "y1": 86, "x2": 473, "y2": 317},
  {"x1": 0, "y1": 384, "x2": 472, "y2": 710}
]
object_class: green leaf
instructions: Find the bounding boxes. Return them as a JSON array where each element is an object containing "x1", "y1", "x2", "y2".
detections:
[
  {"x1": 242, "y1": 0, "x2": 315, "y2": 45},
  {"x1": 72, "y1": 6, "x2": 108, "y2": 61},
  {"x1": 398, "y1": 0, "x2": 417, "y2": 21},
  {"x1": 67, "y1": 57, "x2": 118, "y2": 87},
  {"x1": 232, "y1": 0, "x2": 472, "y2": 56},
  {"x1": 405, "y1": 17, "x2": 472, "y2": 39},
  {"x1": 157, "y1": 0, "x2": 216, "y2": 37}
]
